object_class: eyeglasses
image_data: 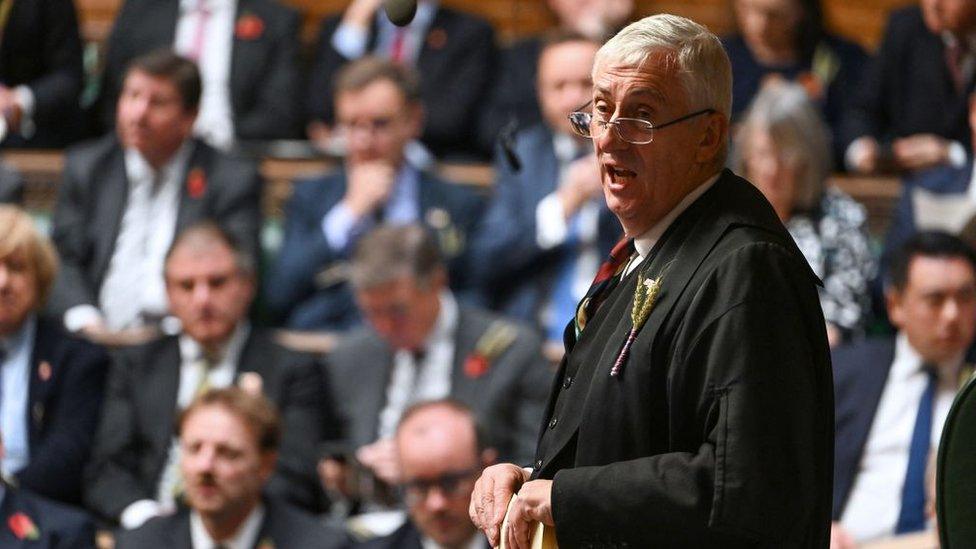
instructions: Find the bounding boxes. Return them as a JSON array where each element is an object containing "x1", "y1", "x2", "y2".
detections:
[
  {"x1": 400, "y1": 468, "x2": 479, "y2": 504},
  {"x1": 568, "y1": 103, "x2": 715, "y2": 145}
]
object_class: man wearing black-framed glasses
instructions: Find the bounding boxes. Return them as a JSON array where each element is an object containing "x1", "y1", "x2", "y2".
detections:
[
  {"x1": 470, "y1": 13, "x2": 834, "y2": 549},
  {"x1": 360, "y1": 399, "x2": 496, "y2": 549}
]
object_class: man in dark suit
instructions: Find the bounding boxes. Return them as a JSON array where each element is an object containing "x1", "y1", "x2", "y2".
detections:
[
  {"x1": 842, "y1": 0, "x2": 976, "y2": 174},
  {"x1": 306, "y1": 0, "x2": 495, "y2": 159},
  {"x1": 471, "y1": 15, "x2": 833, "y2": 548},
  {"x1": 98, "y1": 0, "x2": 302, "y2": 145},
  {"x1": 321, "y1": 225, "x2": 551, "y2": 504},
  {"x1": 267, "y1": 58, "x2": 485, "y2": 331},
  {"x1": 85, "y1": 222, "x2": 337, "y2": 528},
  {"x1": 115, "y1": 388, "x2": 347, "y2": 549},
  {"x1": 0, "y1": 0, "x2": 84, "y2": 148},
  {"x1": 831, "y1": 232, "x2": 976, "y2": 546},
  {"x1": 0, "y1": 482, "x2": 95, "y2": 548},
  {"x1": 0, "y1": 206, "x2": 108, "y2": 507},
  {"x1": 357, "y1": 400, "x2": 493, "y2": 549},
  {"x1": 479, "y1": 0, "x2": 633, "y2": 147},
  {"x1": 474, "y1": 32, "x2": 618, "y2": 356},
  {"x1": 49, "y1": 50, "x2": 261, "y2": 343}
]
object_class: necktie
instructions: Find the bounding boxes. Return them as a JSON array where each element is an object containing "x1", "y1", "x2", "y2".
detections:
[
  {"x1": 946, "y1": 41, "x2": 967, "y2": 93},
  {"x1": 390, "y1": 28, "x2": 407, "y2": 64},
  {"x1": 895, "y1": 366, "x2": 937, "y2": 534},
  {"x1": 566, "y1": 237, "x2": 633, "y2": 345}
]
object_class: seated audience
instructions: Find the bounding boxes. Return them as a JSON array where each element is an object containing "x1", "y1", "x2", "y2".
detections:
[
  {"x1": 884, "y1": 95, "x2": 976, "y2": 271},
  {"x1": 98, "y1": 0, "x2": 302, "y2": 148},
  {"x1": 0, "y1": 0, "x2": 84, "y2": 148},
  {"x1": 49, "y1": 50, "x2": 261, "y2": 343},
  {"x1": 306, "y1": 0, "x2": 496, "y2": 159},
  {"x1": 0, "y1": 163, "x2": 24, "y2": 204},
  {"x1": 321, "y1": 225, "x2": 551, "y2": 505},
  {"x1": 267, "y1": 59, "x2": 485, "y2": 331},
  {"x1": 843, "y1": 0, "x2": 976, "y2": 174},
  {"x1": 473, "y1": 32, "x2": 619, "y2": 355},
  {"x1": 480, "y1": 0, "x2": 634, "y2": 144},
  {"x1": 722, "y1": 0, "x2": 866, "y2": 162},
  {"x1": 0, "y1": 206, "x2": 108, "y2": 506},
  {"x1": 0, "y1": 433, "x2": 96, "y2": 548},
  {"x1": 832, "y1": 232, "x2": 976, "y2": 545},
  {"x1": 85, "y1": 222, "x2": 336, "y2": 527},
  {"x1": 733, "y1": 82, "x2": 874, "y2": 345},
  {"x1": 356, "y1": 400, "x2": 494, "y2": 549},
  {"x1": 115, "y1": 388, "x2": 348, "y2": 549}
]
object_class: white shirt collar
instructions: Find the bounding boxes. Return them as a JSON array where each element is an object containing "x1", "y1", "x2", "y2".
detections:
[
  {"x1": 124, "y1": 141, "x2": 194, "y2": 189},
  {"x1": 424, "y1": 290, "x2": 458, "y2": 351},
  {"x1": 179, "y1": 0, "x2": 234, "y2": 12},
  {"x1": 631, "y1": 172, "x2": 721, "y2": 265},
  {"x1": 179, "y1": 321, "x2": 250, "y2": 365},
  {"x1": 893, "y1": 331, "x2": 964, "y2": 389},
  {"x1": 189, "y1": 503, "x2": 265, "y2": 549}
]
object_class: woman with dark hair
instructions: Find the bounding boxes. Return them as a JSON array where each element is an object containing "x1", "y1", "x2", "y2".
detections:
[{"x1": 723, "y1": 0, "x2": 867, "y2": 163}]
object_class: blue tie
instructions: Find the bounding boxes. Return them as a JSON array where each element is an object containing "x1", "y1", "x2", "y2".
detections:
[{"x1": 895, "y1": 367, "x2": 937, "y2": 534}]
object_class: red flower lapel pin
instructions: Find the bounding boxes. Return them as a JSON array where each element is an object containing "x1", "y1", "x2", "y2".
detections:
[
  {"x1": 38, "y1": 361, "x2": 52, "y2": 382},
  {"x1": 464, "y1": 353, "x2": 490, "y2": 378},
  {"x1": 235, "y1": 13, "x2": 265, "y2": 41},
  {"x1": 186, "y1": 167, "x2": 207, "y2": 199},
  {"x1": 464, "y1": 321, "x2": 518, "y2": 379},
  {"x1": 8, "y1": 512, "x2": 39, "y2": 540}
]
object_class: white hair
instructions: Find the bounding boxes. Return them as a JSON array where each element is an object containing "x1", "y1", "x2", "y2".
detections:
[{"x1": 594, "y1": 14, "x2": 732, "y2": 117}]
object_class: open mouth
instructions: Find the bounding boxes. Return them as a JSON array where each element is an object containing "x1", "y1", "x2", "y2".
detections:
[{"x1": 606, "y1": 165, "x2": 637, "y2": 181}]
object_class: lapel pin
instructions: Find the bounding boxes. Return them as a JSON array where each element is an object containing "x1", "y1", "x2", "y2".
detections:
[{"x1": 38, "y1": 361, "x2": 51, "y2": 382}]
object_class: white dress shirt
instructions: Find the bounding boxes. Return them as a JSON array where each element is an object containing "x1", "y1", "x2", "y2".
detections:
[
  {"x1": 322, "y1": 164, "x2": 421, "y2": 252},
  {"x1": 190, "y1": 504, "x2": 265, "y2": 549},
  {"x1": 66, "y1": 144, "x2": 189, "y2": 333},
  {"x1": 840, "y1": 333, "x2": 960, "y2": 542},
  {"x1": 174, "y1": 0, "x2": 237, "y2": 150},
  {"x1": 376, "y1": 291, "x2": 458, "y2": 440},
  {"x1": 331, "y1": 0, "x2": 439, "y2": 66}
]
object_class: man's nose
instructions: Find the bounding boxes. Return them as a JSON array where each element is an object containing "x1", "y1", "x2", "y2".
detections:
[
  {"x1": 0, "y1": 265, "x2": 9, "y2": 287},
  {"x1": 424, "y1": 487, "x2": 450, "y2": 511}
]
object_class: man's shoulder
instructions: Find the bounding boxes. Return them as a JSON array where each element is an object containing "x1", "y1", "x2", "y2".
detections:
[
  {"x1": 64, "y1": 134, "x2": 121, "y2": 174},
  {"x1": 244, "y1": 328, "x2": 317, "y2": 369},
  {"x1": 329, "y1": 328, "x2": 387, "y2": 366},
  {"x1": 884, "y1": 4, "x2": 927, "y2": 36},
  {"x1": 195, "y1": 141, "x2": 258, "y2": 178},
  {"x1": 831, "y1": 337, "x2": 896, "y2": 376},
  {"x1": 421, "y1": 170, "x2": 485, "y2": 211},
  {"x1": 114, "y1": 509, "x2": 186, "y2": 547},
  {"x1": 263, "y1": 499, "x2": 349, "y2": 548},
  {"x1": 34, "y1": 315, "x2": 109, "y2": 366},
  {"x1": 115, "y1": 334, "x2": 180, "y2": 369},
  {"x1": 356, "y1": 520, "x2": 423, "y2": 549}
]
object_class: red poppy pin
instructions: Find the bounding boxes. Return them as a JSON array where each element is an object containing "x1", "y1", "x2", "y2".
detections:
[
  {"x1": 38, "y1": 361, "x2": 51, "y2": 382},
  {"x1": 235, "y1": 13, "x2": 265, "y2": 41},
  {"x1": 187, "y1": 168, "x2": 206, "y2": 199},
  {"x1": 464, "y1": 353, "x2": 490, "y2": 378},
  {"x1": 463, "y1": 321, "x2": 519, "y2": 379},
  {"x1": 8, "y1": 513, "x2": 39, "y2": 540},
  {"x1": 427, "y1": 28, "x2": 447, "y2": 50},
  {"x1": 796, "y1": 72, "x2": 825, "y2": 101}
]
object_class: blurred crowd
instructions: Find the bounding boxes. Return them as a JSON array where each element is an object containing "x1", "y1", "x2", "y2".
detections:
[{"x1": 1, "y1": 0, "x2": 976, "y2": 547}]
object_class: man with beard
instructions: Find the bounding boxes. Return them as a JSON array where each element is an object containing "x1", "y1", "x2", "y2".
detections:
[{"x1": 115, "y1": 388, "x2": 347, "y2": 548}]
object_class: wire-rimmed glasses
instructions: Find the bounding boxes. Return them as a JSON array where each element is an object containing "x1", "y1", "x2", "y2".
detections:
[{"x1": 568, "y1": 103, "x2": 715, "y2": 144}]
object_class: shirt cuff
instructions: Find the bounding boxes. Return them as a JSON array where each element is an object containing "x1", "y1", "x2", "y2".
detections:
[
  {"x1": 120, "y1": 499, "x2": 163, "y2": 530},
  {"x1": 844, "y1": 138, "x2": 870, "y2": 172},
  {"x1": 64, "y1": 305, "x2": 104, "y2": 333},
  {"x1": 322, "y1": 202, "x2": 361, "y2": 251},
  {"x1": 331, "y1": 22, "x2": 369, "y2": 60},
  {"x1": 948, "y1": 140, "x2": 967, "y2": 168},
  {"x1": 12, "y1": 86, "x2": 35, "y2": 139},
  {"x1": 536, "y1": 192, "x2": 570, "y2": 250}
]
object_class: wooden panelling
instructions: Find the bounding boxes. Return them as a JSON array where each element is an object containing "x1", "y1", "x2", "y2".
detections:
[{"x1": 73, "y1": 0, "x2": 922, "y2": 51}]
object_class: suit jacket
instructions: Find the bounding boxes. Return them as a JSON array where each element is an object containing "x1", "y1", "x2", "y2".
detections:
[
  {"x1": 0, "y1": 0, "x2": 84, "y2": 148},
  {"x1": 98, "y1": 0, "x2": 302, "y2": 140},
  {"x1": 265, "y1": 168, "x2": 485, "y2": 331},
  {"x1": 84, "y1": 328, "x2": 338, "y2": 521},
  {"x1": 830, "y1": 338, "x2": 896, "y2": 521},
  {"x1": 531, "y1": 171, "x2": 834, "y2": 547},
  {"x1": 0, "y1": 487, "x2": 95, "y2": 549},
  {"x1": 472, "y1": 124, "x2": 621, "y2": 323},
  {"x1": 355, "y1": 521, "x2": 487, "y2": 549},
  {"x1": 0, "y1": 162, "x2": 25, "y2": 204},
  {"x1": 326, "y1": 304, "x2": 552, "y2": 465},
  {"x1": 306, "y1": 7, "x2": 496, "y2": 159},
  {"x1": 477, "y1": 37, "x2": 543, "y2": 154},
  {"x1": 114, "y1": 499, "x2": 348, "y2": 549},
  {"x1": 12, "y1": 318, "x2": 109, "y2": 507},
  {"x1": 841, "y1": 6, "x2": 975, "y2": 153},
  {"x1": 48, "y1": 134, "x2": 261, "y2": 319}
]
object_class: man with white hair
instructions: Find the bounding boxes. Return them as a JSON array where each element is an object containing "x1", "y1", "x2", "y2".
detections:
[{"x1": 469, "y1": 14, "x2": 833, "y2": 548}]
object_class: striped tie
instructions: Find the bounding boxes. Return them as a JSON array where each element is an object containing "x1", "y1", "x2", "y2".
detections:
[{"x1": 566, "y1": 237, "x2": 634, "y2": 346}]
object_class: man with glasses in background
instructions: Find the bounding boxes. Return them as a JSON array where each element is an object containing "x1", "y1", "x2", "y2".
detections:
[
  {"x1": 470, "y1": 14, "x2": 834, "y2": 548},
  {"x1": 266, "y1": 57, "x2": 485, "y2": 331},
  {"x1": 358, "y1": 399, "x2": 494, "y2": 549}
]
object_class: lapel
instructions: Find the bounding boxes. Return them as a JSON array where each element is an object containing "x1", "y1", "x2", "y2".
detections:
[
  {"x1": 144, "y1": 339, "x2": 183, "y2": 454},
  {"x1": 93, "y1": 147, "x2": 131, "y2": 283},
  {"x1": 416, "y1": 8, "x2": 450, "y2": 75},
  {"x1": 0, "y1": 488, "x2": 47, "y2": 548},
  {"x1": 175, "y1": 140, "x2": 206, "y2": 231},
  {"x1": 167, "y1": 509, "x2": 194, "y2": 549},
  {"x1": 360, "y1": 335, "x2": 395, "y2": 447},
  {"x1": 235, "y1": 330, "x2": 275, "y2": 395},
  {"x1": 417, "y1": 170, "x2": 439, "y2": 219},
  {"x1": 228, "y1": 0, "x2": 266, "y2": 117},
  {"x1": 26, "y1": 320, "x2": 59, "y2": 445},
  {"x1": 449, "y1": 307, "x2": 485, "y2": 410}
]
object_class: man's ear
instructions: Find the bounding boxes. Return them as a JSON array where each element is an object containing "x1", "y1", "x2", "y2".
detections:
[
  {"x1": 259, "y1": 451, "x2": 278, "y2": 482},
  {"x1": 886, "y1": 286, "x2": 906, "y2": 330},
  {"x1": 695, "y1": 112, "x2": 729, "y2": 164}
]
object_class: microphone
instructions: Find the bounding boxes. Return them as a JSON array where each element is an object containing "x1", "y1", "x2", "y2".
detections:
[
  {"x1": 384, "y1": 0, "x2": 417, "y2": 27},
  {"x1": 499, "y1": 118, "x2": 522, "y2": 173}
]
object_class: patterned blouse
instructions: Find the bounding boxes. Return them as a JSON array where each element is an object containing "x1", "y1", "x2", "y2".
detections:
[{"x1": 787, "y1": 187, "x2": 875, "y2": 336}]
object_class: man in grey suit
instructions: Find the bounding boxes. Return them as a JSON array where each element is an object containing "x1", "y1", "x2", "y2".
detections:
[
  {"x1": 85, "y1": 222, "x2": 338, "y2": 527},
  {"x1": 49, "y1": 49, "x2": 261, "y2": 344},
  {"x1": 321, "y1": 224, "x2": 552, "y2": 502}
]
